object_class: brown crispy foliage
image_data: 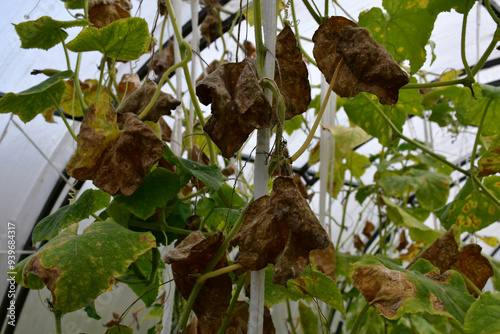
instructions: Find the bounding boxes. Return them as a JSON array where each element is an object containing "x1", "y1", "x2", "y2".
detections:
[
  {"x1": 310, "y1": 242, "x2": 336, "y2": 281},
  {"x1": 275, "y1": 25, "x2": 311, "y2": 119},
  {"x1": 362, "y1": 221, "x2": 375, "y2": 239},
  {"x1": 88, "y1": 0, "x2": 131, "y2": 28},
  {"x1": 224, "y1": 302, "x2": 276, "y2": 334},
  {"x1": 397, "y1": 230, "x2": 409, "y2": 252},
  {"x1": 66, "y1": 102, "x2": 164, "y2": 196},
  {"x1": 230, "y1": 177, "x2": 330, "y2": 285},
  {"x1": 201, "y1": 11, "x2": 218, "y2": 45},
  {"x1": 164, "y1": 231, "x2": 232, "y2": 333},
  {"x1": 116, "y1": 78, "x2": 180, "y2": 122},
  {"x1": 196, "y1": 58, "x2": 274, "y2": 158},
  {"x1": 151, "y1": 40, "x2": 175, "y2": 77},
  {"x1": 117, "y1": 74, "x2": 140, "y2": 101},
  {"x1": 453, "y1": 244, "x2": 494, "y2": 297},
  {"x1": 312, "y1": 16, "x2": 409, "y2": 105}
]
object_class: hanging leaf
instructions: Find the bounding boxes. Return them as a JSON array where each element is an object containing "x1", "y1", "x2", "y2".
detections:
[
  {"x1": 322, "y1": 124, "x2": 371, "y2": 156},
  {"x1": 88, "y1": 0, "x2": 132, "y2": 28},
  {"x1": 164, "y1": 231, "x2": 232, "y2": 333},
  {"x1": 112, "y1": 167, "x2": 180, "y2": 220},
  {"x1": 116, "y1": 78, "x2": 180, "y2": 122},
  {"x1": 299, "y1": 301, "x2": 319, "y2": 334},
  {"x1": 32, "y1": 189, "x2": 111, "y2": 243},
  {"x1": 150, "y1": 40, "x2": 175, "y2": 77},
  {"x1": 58, "y1": 79, "x2": 111, "y2": 117},
  {"x1": 351, "y1": 256, "x2": 475, "y2": 324},
  {"x1": 200, "y1": 11, "x2": 218, "y2": 44},
  {"x1": 13, "y1": 16, "x2": 89, "y2": 50},
  {"x1": 196, "y1": 58, "x2": 274, "y2": 158},
  {"x1": 0, "y1": 70, "x2": 73, "y2": 122},
  {"x1": 66, "y1": 17, "x2": 150, "y2": 60},
  {"x1": 464, "y1": 292, "x2": 500, "y2": 334},
  {"x1": 452, "y1": 244, "x2": 494, "y2": 297},
  {"x1": 230, "y1": 177, "x2": 330, "y2": 285},
  {"x1": 478, "y1": 134, "x2": 500, "y2": 177},
  {"x1": 15, "y1": 222, "x2": 155, "y2": 314},
  {"x1": 438, "y1": 176, "x2": 500, "y2": 232},
  {"x1": 310, "y1": 242, "x2": 336, "y2": 281},
  {"x1": 275, "y1": 25, "x2": 311, "y2": 119},
  {"x1": 116, "y1": 74, "x2": 140, "y2": 101},
  {"x1": 312, "y1": 16, "x2": 409, "y2": 105}
]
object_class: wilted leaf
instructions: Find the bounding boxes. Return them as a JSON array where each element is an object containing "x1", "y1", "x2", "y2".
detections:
[
  {"x1": 398, "y1": 241, "x2": 424, "y2": 262},
  {"x1": 116, "y1": 74, "x2": 140, "y2": 101},
  {"x1": 397, "y1": 230, "x2": 409, "y2": 252},
  {"x1": 15, "y1": 222, "x2": 155, "y2": 314},
  {"x1": 13, "y1": 16, "x2": 89, "y2": 50},
  {"x1": 116, "y1": 78, "x2": 180, "y2": 122},
  {"x1": 354, "y1": 235, "x2": 365, "y2": 251},
  {"x1": 200, "y1": 11, "x2": 218, "y2": 44},
  {"x1": 453, "y1": 244, "x2": 494, "y2": 297},
  {"x1": 67, "y1": 102, "x2": 165, "y2": 196},
  {"x1": 275, "y1": 25, "x2": 311, "y2": 119},
  {"x1": 312, "y1": 16, "x2": 409, "y2": 105},
  {"x1": 66, "y1": 17, "x2": 150, "y2": 60},
  {"x1": 311, "y1": 242, "x2": 335, "y2": 281},
  {"x1": 230, "y1": 177, "x2": 330, "y2": 285},
  {"x1": 224, "y1": 301, "x2": 276, "y2": 334},
  {"x1": 164, "y1": 231, "x2": 232, "y2": 333},
  {"x1": 59, "y1": 79, "x2": 110, "y2": 117},
  {"x1": 196, "y1": 58, "x2": 274, "y2": 158},
  {"x1": 478, "y1": 134, "x2": 500, "y2": 177},
  {"x1": 0, "y1": 70, "x2": 73, "y2": 123},
  {"x1": 350, "y1": 256, "x2": 475, "y2": 323},
  {"x1": 151, "y1": 40, "x2": 175, "y2": 77},
  {"x1": 362, "y1": 221, "x2": 375, "y2": 239},
  {"x1": 243, "y1": 40, "x2": 256, "y2": 58},
  {"x1": 464, "y1": 292, "x2": 500, "y2": 334},
  {"x1": 89, "y1": 0, "x2": 131, "y2": 28},
  {"x1": 33, "y1": 189, "x2": 111, "y2": 243}
]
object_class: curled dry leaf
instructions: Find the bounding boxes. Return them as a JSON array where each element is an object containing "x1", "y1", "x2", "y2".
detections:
[
  {"x1": 116, "y1": 78, "x2": 180, "y2": 122},
  {"x1": 243, "y1": 40, "x2": 256, "y2": 59},
  {"x1": 230, "y1": 177, "x2": 330, "y2": 285},
  {"x1": 66, "y1": 102, "x2": 164, "y2": 196},
  {"x1": 201, "y1": 11, "x2": 218, "y2": 45},
  {"x1": 88, "y1": 0, "x2": 132, "y2": 28},
  {"x1": 275, "y1": 25, "x2": 311, "y2": 119},
  {"x1": 362, "y1": 221, "x2": 375, "y2": 239},
  {"x1": 164, "y1": 231, "x2": 232, "y2": 333},
  {"x1": 453, "y1": 244, "x2": 494, "y2": 297},
  {"x1": 196, "y1": 58, "x2": 274, "y2": 158},
  {"x1": 150, "y1": 40, "x2": 175, "y2": 77},
  {"x1": 354, "y1": 234, "x2": 365, "y2": 252},
  {"x1": 158, "y1": 0, "x2": 167, "y2": 16},
  {"x1": 352, "y1": 265, "x2": 416, "y2": 318},
  {"x1": 312, "y1": 16, "x2": 409, "y2": 105},
  {"x1": 311, "y1": 242, "x2": 336, "y2": 281},
  {"x1": 117, "y1": 74, "x2": 140, "y2": 101}
]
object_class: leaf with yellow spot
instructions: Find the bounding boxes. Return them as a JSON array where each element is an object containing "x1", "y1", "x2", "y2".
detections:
[{"x1": 478, "y1": 134, "x2": 500, "y2": 177}]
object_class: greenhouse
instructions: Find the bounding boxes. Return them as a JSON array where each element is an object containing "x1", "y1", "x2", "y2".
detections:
[{"x1": 1, "y1": 0, "x2": 500, "y2": 333}]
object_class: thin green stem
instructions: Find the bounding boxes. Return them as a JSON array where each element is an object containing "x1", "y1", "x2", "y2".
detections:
[
  {"x1": 336, "y1": 175, "x2": 353, "y2": 249},
  {"x1": 93, "y1": 55, "x2": 107, "y2": 106},
  {"x1": 471, "y1": 32, "x2": 500, "y2": 76},
  {"x1": 471, "y1": 99, "x2": 492, "y2": 170},
  {"x1": 218, "y1": 274, "x2": 246, "y2": 334},
  {"x1": 254, "y1": 0, "x2": 266, "y2": 78},
  {"x1": 288, "y1": 58, "x2": 343, "y2": 163},
  {"x1": 159, "y1": 12, "x2": 168, "y2": 52},
  {"x1": 351, "y1": 302, "x2": 370, "y2": 334},
  {"x1": 461, "y1": 0, "x2": 474, "y2": 80},
  {"x1": 290, "y1": 0, "x2": 317, "y2": 66},
  {"x1": 485, "y1": 0, "x2": 500, "y2": 24},
  {"x1": 54, "y1": 310, "x2": 63, "y2": 334},
  {"x1": 217, "y1": 8, "x2": 228, "y2": 63},
  {"x1": 73, "y1": 52, "x2": 87, "y2": 113},
  {"x1": 59, "y1": 34, "x2": 72, "y2": 71},
  {"x1": 302, "y1": 0, "x2": 322, "y2": 24},
  {"x1": 452, "y1": 265, "x2": 483, "y2": 296},
  {"x1": 286, "y1": 298, "x2": 298, "y2": 334},
  {"x1": 401, "y1": 78, "x2": 470, "y2": 89},
  {"x1": 178, "y1": 187, "x2": 209, "y2": 201},
  {"x1": 198, "y1": 263, "x2": 242, "y2": 282},
  {"x1": 49, "y1": 94, "x2": 77, "y2": 141}
]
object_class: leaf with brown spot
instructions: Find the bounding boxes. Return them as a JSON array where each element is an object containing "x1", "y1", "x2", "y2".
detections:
[
  {"x1": 311, "y1": 242, "x2": 335, "y2": 281},
  {"x1": 452, "y1": 244, "x2": 494, "y2": 297},
  {"x1": 312, "y1": 16, "x2": 409, "y2": 105},
  {"x1": 116, "y1": 78, "x2": 180, "y2": 122},
  {"x1": 88, "y1": 0, "x2": 131, "y2": 28},
  {"x1": 66, "y1": 102, "x2": 165, "y2": 195},
  {"x1": 200, "y1": 11, "x2": 218, "y2": 45},
  {"x1": 164, "y1": 231, "x2": 232, "y2": 333},
  {"x1": 275, "y1": 25, "x2": 311, "y2": 119},
  {"x1": 196, "y1": 58, "x2": 274, "y2": 158},
  {"x1": 478, "y1": 134, "x2": 500, "y2": 177},
  {"x1": 230, "y1": 177, "x2": 330, "y2": 285},
  {"x1": 117, "y1": 74, "x2": 140, "y2": 101},
  {"x1": 150, "y1": 40, "x2": 175, "y2": 77},
  {"x1": 362, "y1": 221, "x2": 375, "y2": 239}
]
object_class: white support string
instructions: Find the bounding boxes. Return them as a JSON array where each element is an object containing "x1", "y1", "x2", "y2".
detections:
[{"x1": 171, "y1": 1, "x2": 184, "y2": 156}]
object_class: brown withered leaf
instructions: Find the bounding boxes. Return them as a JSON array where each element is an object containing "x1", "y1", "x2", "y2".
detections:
[
  {"x1": 89, "y1": 0, "x2": 131, "y2": 28},
  {"x1": 230, "y1": 177, "x2": 330, "y2": 285},
  {"x1": 406, "y1": 228, "x2": 459, "y2": 273},
  {"x1": 354, "y1": 235, "x2": 365, "y2": 252},
  {"x1": 362, "y1": 221, "x2": 375, "y2": 239},
  {"x1": 221, "y1": 164, "x2": 236, "y2": 177},
  {"x1": 116, "y1": 78, "x2": 180, "y2": 122},
  {"x1": 158, "y1": 0, "x2": 167, "y2": 16},
  {"x1": 452, "y1": 244, "x2": 494, "y2": 297},
  {"x1": 225, "y1": 301, "x2": 276, "y2": 334},
  {"x1": 66, "y1": 102, "x2": 164, "y2": 196},
  {"x1": 275, "y1": 25, "x2": 311, "y2": 119},
  {"x1": 151, "y1": 40, "x2": 175, "y2": 77},
  {"x1": 398, "y1": 241, "x2": 424, "y2": 262},
  {"x1": 164, "y1": 231, "x2": 232, "y2": 333},
  {"x1": 196, "y1": 59, "x2": 221, "y2": 83},
  {"x1": 196, "y1": 58, "x2": 274, "y2": 158},
  {"x1": 200, "y1": 11, "x2": 218, "y2": 45},
  {"x1": 243, "y1": 40, "x2": 256, "y2": 59},
  {"x1": 311, "y1": 242, "x2": 335, "y2": 281},
  {"x1": 352, "y1": 265, "x2": 416, "y2": 318},
  {"x1": 117, "y1": 74, "x2": 140, "y2": 101},
  {"x1": 159, "y1": 118, "x2": 172, "y2": 142},
  {"x1": 397, "y1": 230, "x2": 409, "y2": 252},
  {"x1": 312, "y1": 16, "x2": 409, "y2": 105}
]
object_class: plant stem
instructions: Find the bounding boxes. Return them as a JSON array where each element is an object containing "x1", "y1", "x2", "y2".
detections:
[
  {"x1": 54, "y1": 310, "x2": 63, "y2": 334},
  {"x1": 471, "y1": 31, "x2": 500, "y2": 77},
  {"x1": 198, "y1": 263, "x2": 242, "y2": 282},
  {"x1": 178, "y1": 187, "x2": 209, "y2": 201},
  {"x1": 401, "y1": 78, "x2": 471, "y2": 89},
  {"x1": 288, "y1": 58, "x2": 343, "y2": 163},
  {"x1": 286, "y1": 298, "x2": 298, "y2": 334},
  {"x1": 461, "y1": 0, "x2": 474, "y2": 80},
  {"x1": 73, "y1": 51, "x2": 88, "y2": 113},
  {"x1": 484, "y1": 0, "x2": 500, "y2": 24},
  {"x1": 472, "y1": 174, "x2": 500, "y2": 209},
  {"x1": 451, "y1": 265, "x2": 483, "y2": 296},
  {"x1": 290, "y1": 0, "x2": 317, "y2": 66},
  {"x1": 59, "y1": 33, "x2": 72, "y2": 72},
  {"x1": 470, "y1": 99, "x2": 492, "y2": 170},
  {"x1": 351, "y1": 302, "x2": 370, "y2": 334},
  {"x1": 253, "y1": 0, "x2": 266, "y2": 78},
  {"x1": 302, "y1": 0, "x2": 322, "y2": 24},
  {"x1": 217, "y1": 274, "x2": 246, "y2": 334},
  {"x1": 93, "y1": 55, "x2": 107, "y2": 106},
  {"x1": 49, "y1": 94, "x2": 78, "y2": 141}
]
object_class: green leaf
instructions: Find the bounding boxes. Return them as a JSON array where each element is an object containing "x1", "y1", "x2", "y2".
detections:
[
  {"x1": 0, "y1": 70, "x2": 73, "y2": 122},
  {"x1": 13, "y1": 16, "x2": 89, "y2": 50},
  {"x1": 377, "y1": 169, "x2": 451, "y2": 211},
  {"x1": 284, "y1": 115, "x2": 303, "y2": 135},
  {"x1": 478, "y1": 134, "x2": 500, "y2": 177},
  {"x1": 437, "y1": 176, "x2": 500, "y2": 232},
  {"x1": 308, "y1": 142, "x2": 320, "y2": 166},
  {"x1": 66, "y1": 17, "x2": 150, "y2": 60},
  {"x1": 32, "y1": 189, "x2": 111, "y2": 243},
  {"x1": 264, "y1": 265, "x2": 346, "y2": 317},
  {"x1": 322, "y1": 124, "x2": 371, "y2": 157},
  {"x1": 456, "y1": 84, "x2": 500, "y2": 136},
  {"x1": 84, "y1": 301, "x2": 101, "y2": 320},
  {"x1": 163, "y1": 145, "x2": 225, "y2": 191},
  {"x1": 299, "y1": 301, "x2": 318, "y2": 334},
  {"x1": 344, "y1": 93, "x2": 406, "y2": 147},
  {"x1": 336, "y1": 252, "x2": 361, "y2": 277},
  {"x1": 350, "y1": 256, "x2": 475, "y2": 324},
  {"x1": 204, "y1": 208, "x2": 240, "y2": 230},
  {"x1": 105, "y1": 326, "x2": 134, "y2": 334},
  {"x1": 15, "y1": 221, "x2": 155, "y2": 314},
  {"x1": 61, "y1": 0, "x2": 85, "y2": 9},
  {"x1": 164, "y1": 201, "x2": 190, "y2": 244},
  {"x1": 113, "y1": 168, "x2": 181, "y2": 220},
  {"x1": 488, "y1": 257, "x2": 500, "y2": 292},
  {"x1": 383, "y1": 195, "x2": 442, "y2": 244},
  {"x1": 464, "y1": 292, "x2": 500, "y2": 334},
  {"x1": 345, "y1": 151, "x2": 371, "y2": 179}
]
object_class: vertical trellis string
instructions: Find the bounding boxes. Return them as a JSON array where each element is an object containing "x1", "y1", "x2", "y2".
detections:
[{"x1": 171, "y1": 1, "x2": 183, "y2": 156}]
